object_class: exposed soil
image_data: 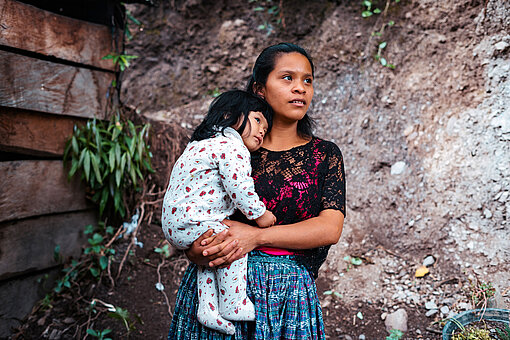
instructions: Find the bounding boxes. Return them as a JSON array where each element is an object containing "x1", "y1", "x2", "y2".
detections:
[{"x1": 13, "y1": 0, "x2": 510, "y2": 339}]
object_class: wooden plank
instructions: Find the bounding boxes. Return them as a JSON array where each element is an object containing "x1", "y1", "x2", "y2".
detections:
[
  {"x1": 0, "y1": 0, "x2": 117, "y2": 71},
  {"x1": 0, "y1": 107, "x2": 87, "y2": 157},
  {"x1": 0, "y1": 267, "x2": 60, "y2": 337},
  {"x1": 0, "y1": 210, "x2": 95, "y2": 281},
  {"x1": 0, "y1": 160, "x2": 91, "y2": 222},
  {"x1": 0, "y1": 50, "x2": 113, "y2": 118}
]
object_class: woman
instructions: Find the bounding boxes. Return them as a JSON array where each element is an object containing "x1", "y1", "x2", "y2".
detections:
[{"x1": 168, "y1": 42, "x2": 346, "y2": 339}]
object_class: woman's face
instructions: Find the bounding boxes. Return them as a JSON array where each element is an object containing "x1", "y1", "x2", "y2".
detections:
[{"x1": 258, "y1": 52, "x2": 314, "y2": 124}]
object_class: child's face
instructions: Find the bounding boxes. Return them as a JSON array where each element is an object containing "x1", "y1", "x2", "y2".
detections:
[{"x1": 240, "y1": 111, "x2": 269, "y2": 152}]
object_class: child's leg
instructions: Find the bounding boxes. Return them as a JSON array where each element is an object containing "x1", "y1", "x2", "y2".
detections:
[
  {"x1": 217, "y1": 254, "x2": 255, "y2": 321},
  {"x1": 196, "y1": 266, "x2": 235, "y2": 335}
]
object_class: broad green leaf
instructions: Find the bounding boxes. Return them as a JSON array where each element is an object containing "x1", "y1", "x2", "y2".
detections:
[
  {"x1": 90, "y1": 267, "x2": 99, "y2": 277},
  {"x1": 84, "y1": 151, "x2": 91, "y2": 181},
  {"x1": 121, "y1": 153, "x2": 127, "y2": 174},
  {"x1": 69, "y1": 159, "x2": 79, "y2": 178},
  {"x1": 362, "y1": 11, "x2": 373, "y2": 17},
  {"x1": 253, "y1": 6, "x2": 264, "y2": 11},
  {"x1": 86, "y1": 329, "x2": 99, "y2": 336},
  {"x1": 78, "y1": 148, "x2": 86, "y2": 167},
  {"x1": 90, "y1": 153, "x2": 103, "y2": 185},
  {"x1": 99, "y1": 188, "x2": 109, "y2": 216},
  {"x1": 380, "y1": 57, "x2": 387, "y2": 66},
  {"x1": 72, "y1": 136, "x2": 79, "y2": 154},
  {"x1": 115, "y1": 169, "x2": 122, "y2": 188},
  {"x1": 129, "y1": 166, "x2": 137, "y2": 184},
  {"x1": 379, "y1": 41, "x2": 387, "y2": 49},
  {"x1": 115, "y1": 143, "x2": 121, "y2": 166},
  {"x1": 373, "y1": 8, "x2": 381, "y2": 13},
  {"x1": 99, "y1": 256, "x2": 108, "y2": 270},
  {"x1": 109, "y1": 148, "x2": 115, "y2": 173}
]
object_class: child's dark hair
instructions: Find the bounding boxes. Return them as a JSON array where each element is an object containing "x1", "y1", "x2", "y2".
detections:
[
  {"x1": 190, "y1": 90, "x2": 273, "y2": 142},
  {"x1": 246, "y1": 42, "x2": 316, "y2": 138}
]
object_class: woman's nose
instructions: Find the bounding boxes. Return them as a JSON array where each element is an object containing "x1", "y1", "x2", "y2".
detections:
[{"x1": 292, "y1": 82, "x2": 306, "y2": 94}]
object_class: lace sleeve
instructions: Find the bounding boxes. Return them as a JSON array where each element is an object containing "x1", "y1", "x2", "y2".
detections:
[{"x1": 321, "y1": 143, "x2": 346, "y2": 217}]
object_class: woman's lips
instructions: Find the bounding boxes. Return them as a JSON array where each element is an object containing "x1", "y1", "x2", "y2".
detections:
[{"x1": 289, "y1": 99, "x2": 306, "y2": 107}]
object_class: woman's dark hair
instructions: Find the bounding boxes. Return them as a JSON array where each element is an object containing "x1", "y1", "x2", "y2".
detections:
[
  {"x1": 246, "y1": 42, "x2": 316, "y2": 137},
  {"x1": 190, "y1": 90, "x2": 273, "y2": 142}
]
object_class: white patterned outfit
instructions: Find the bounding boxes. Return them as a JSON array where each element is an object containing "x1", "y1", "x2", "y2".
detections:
[{"x1": 162, "y1": 127, "x2": 266, "y2": 335}]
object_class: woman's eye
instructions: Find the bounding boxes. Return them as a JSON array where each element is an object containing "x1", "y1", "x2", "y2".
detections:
[
  {"x1": 255, "y1": 117, "x2": 261, "y2": 123},
  {"x1": 304, "y1": 78, "x2": 313, "y2": 84},
  {"x1": 283, "y1": 75, "x2": 292, "y2": 81}
]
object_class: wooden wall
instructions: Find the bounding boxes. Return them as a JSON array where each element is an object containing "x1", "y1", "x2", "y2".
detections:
[{"x1": 0, "y1": 0, "x2": 119, "y2": 335}]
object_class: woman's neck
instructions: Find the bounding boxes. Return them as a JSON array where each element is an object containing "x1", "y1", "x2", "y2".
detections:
[{"x1": 263, "y1": 123, "x2": 311, "y2": 151}]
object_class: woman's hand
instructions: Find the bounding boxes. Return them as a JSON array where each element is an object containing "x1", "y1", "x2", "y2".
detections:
[
  {"x1": 210, "y1": 220, "x2": 263, "y2": 263},
  {"x1": 185, "y1": 229, "x2": 242, "y2": 267}
]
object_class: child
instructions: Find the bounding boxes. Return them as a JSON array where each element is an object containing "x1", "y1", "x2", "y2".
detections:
[{"x1": 162, "y1": 90, "x2": 276, "y2": 335}]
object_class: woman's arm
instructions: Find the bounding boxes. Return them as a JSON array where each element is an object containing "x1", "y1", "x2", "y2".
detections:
[{"x1": 202, "y1": 209, "x2": 344, "y2": 266}]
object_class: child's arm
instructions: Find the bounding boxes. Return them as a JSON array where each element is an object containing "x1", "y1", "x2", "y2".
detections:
[
  {"x1": 254, "y1": 210, "x2": 276, "y2": 228},
  {"x1": 217, "y1": 141, "x2": 266, "y2": 220}
]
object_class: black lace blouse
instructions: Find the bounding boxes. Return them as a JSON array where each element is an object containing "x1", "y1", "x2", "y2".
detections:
[{"x1": 251, "y1": 137, "x2": 346, "y2": 278}]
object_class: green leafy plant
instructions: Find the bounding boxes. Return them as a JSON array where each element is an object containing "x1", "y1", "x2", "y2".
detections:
[
  {"x1": 102, "y1": 53, "x2": 138, "y2": 72},
  {"x1": 64, "y1": 116, "x2": 153, "y2": 218},
  {"x1": 86, "y1": 328, "x2": 112, "y2": 340},
  {"x1": 124, "y1": 6, "x2": 141, "y2": 41},
  {"x1": 84, "y1": 223, "x2": 115, "y2": 278},
  {"x1": 386, "y1": 329, "x2": 403, "y2": 340},
  {"x1": 451, "y1": 325, "x2": 491, "y2": 340},
  {"x1": 362, "y1": 0, "x2": 382, "y2": 17},
  {"x1": 154, "y1": 244, "x2": 172, "y2": 258},
  {"x1": 108, "y1": 306, "x2": 136, "y2": 331},
  {"x1": 470, "y1": 280, "x2": 495, "y2": 307},
  {"x1": 323, "y1": 290, "x2": 343, "y2": 298},
  {"x1": 250, "y1": 0, "x2": 283, "y2": 36},
  {"x1": 207, "y1": 87, "x2": 221, "y2": 98}
]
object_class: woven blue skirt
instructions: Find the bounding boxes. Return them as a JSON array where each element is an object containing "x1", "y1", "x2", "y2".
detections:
[{"x1": 168, "y1": 251, "x2": 325, "y2": 339}]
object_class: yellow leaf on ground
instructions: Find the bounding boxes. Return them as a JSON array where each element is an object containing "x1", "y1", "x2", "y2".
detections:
[{"x1": 415, "y1": 265, "x2": 430, "y2": 278}]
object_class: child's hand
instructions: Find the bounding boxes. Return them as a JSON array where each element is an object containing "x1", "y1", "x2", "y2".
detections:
[{"x1": 255, "y1": 210, "x2": 276, "y2": 228}]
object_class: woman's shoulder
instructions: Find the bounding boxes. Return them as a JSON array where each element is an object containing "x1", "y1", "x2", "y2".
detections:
[{"x1": 311, "y1": 137, "x2": 343, "y2": 155}]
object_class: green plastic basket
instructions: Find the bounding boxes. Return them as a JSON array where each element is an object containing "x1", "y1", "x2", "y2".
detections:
[{"x1": 442, "y1": 308, "x2": 510, "y2": 340}]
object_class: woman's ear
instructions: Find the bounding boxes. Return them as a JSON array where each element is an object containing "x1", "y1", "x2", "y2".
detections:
[{"x1": 253, "y1": 83, "x2": 265, "y2": 99}]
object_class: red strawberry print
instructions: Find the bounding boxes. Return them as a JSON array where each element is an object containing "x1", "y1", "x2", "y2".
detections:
[
  {"x1": 209, "y1": 302, "x2": 215, "y2": 311},
  {"x1": 206, "y1": 278, "x2": 212, "y2": 284},
  {"x1": 220, "y1": 153, "x2": 225, "y2": 159},
  {"x1": 171, "y1": 207, "x2": 177, "y2": 214},
  {"x1": 180, "y1": 163, "x2": 184, "y2": 168},
  {"x1": 248, "y1": 211, "x2": 253, "y2": 216},
  {"x1": 190, "y1": 168, "x2": 197, "y2": 173},
  {"x1": 243, "y1": 298, "x2": 247, "y2": 305},
  {"x1": 217, "y1": 319, "x2": 222, "y2": 326},
  {"x1": 207, "y1": 209, "x2": 211, "y2": 214},
  {"x1": 220, "y1": 141, "x2": 227, "y2": 144},
  {"x1": 199, "y1": 289, "x2": 202, "y2": 296},
  {"x1": 186, "y1": 187, "x2": 191, "y2": 192},
  {"x1": 199, "y1": 147, "x2": 206, "y2": 152},
  {"x1": 236, "y1": 286, "x2": 239, "y2": 293},
  {"x1": 208, "y1": 189, "x2": 214, "y2": 195},
  {"x1": 199, "y1": 191, "x2": 206, "y2": 196},
  {"x1": 212, "y1": 153, "x2": 217, "y2": 159},
  {"x1": 248, "y1": 192, "x2": 254, "y2": 196},
  {"x1": 232, "y1": 174, "x2": 237, "y2": 180},
  {"x1": 205, "y1": 169, "x2": 212, "y2": 174},
  {"x1": 232, "y1": 193, "x2": 236, "y2": 199},
  {"x1": 186, "y1": 206, "x2": 191, "y2": 212},
  {"x1": 220, "y1": 289, "x2": 225, "y2": 295},
  {"x1": 189, "y1": 146, "x2": 194, "y2": 151},
  {"x1": 237, "y1": 154, "x2": 243, "y2": 160}
]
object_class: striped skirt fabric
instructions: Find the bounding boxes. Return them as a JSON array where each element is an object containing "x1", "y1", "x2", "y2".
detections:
[{"x1": 168, "y1": 251, "x2": 325, "y2": 339}]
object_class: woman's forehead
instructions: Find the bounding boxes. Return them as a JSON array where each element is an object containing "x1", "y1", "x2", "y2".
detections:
[{"x1": 273, "y1": 52, "x2": 313, "y2": 75}]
